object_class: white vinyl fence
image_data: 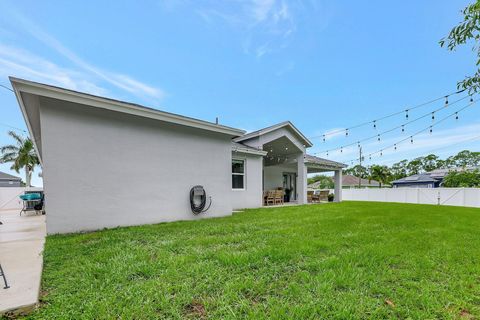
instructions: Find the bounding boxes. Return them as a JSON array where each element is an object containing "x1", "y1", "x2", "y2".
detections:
[
  {"x1": 0, "y1": 187, "x2": 43, "y2": 210},
  {"x1": 342, "y1": 188, "x2": 480, "y2": 208}
]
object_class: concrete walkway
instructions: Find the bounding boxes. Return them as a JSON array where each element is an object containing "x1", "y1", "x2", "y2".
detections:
[{"x1": 0, "y1": 209, "x2": 46, "y2": 315}]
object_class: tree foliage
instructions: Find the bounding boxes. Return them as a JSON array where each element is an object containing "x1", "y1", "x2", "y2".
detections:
[
  {"x1": 440, "y1": 0, "x2": 480, "y2": 93},
  {"x1": 442, "y1": 169, "x2": 480, "y2": 187},
  {"x1": 307, "y1": 175, "x2": 334, "y2": 189},
  {"x1": 0, "y1": 131, "x2": 40, "y2": 187}
]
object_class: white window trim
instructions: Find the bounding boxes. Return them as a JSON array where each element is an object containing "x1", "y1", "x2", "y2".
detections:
[{"x1": 232, "y1": 158, "x2": 246, "y2": 191}]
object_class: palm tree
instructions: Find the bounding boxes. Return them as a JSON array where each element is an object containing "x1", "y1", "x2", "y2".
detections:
[
  {"x1": 0, "y1": 131, "x2": 39, "y2": 187},
  {"x1": 368, "y1": 165, "x2": 391, "y2": 188}
]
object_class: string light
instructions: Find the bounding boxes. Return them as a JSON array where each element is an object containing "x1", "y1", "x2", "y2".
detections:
[
  {"x1": 377, "y1": 134, "x2": 381, "y2": 141},
  {"x1": 314, "y1": 94, "x2": 473, "y2": 156},
  {"x1": 380, "y1": 150, "x2": 383, "y2": 156},
  {"x1": 340, "y1": 99, "x2": 477, "y2": 165},
  {"x1": 431, "y1": 112, "x2": 435, "y2": 120},
  {"x1": 357, "y1": 141, "x2": 360, "y2": 148},
  {"x1": 373, "y1": 120, "x2": 377, "y2": 129},
  {"x1": 309, "y1": 89, "x2": 466, "y2": 140},
  {"x1": 345, "y1": 129, "x2": 349, "y2": 136},
  {"x1": 445, "y1": 96, "x2": 449, "y2": 105}
]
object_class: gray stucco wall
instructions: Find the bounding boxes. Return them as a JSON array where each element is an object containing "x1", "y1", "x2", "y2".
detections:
[
  {"x1": 39, "y1": 97, "x2": 233, "y2": 234},
  {"x1": 230, "y1": 152, "x2": 263, "y2": 209}
]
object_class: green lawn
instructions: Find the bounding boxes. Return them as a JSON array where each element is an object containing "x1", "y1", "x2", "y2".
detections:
[{"x1": 21, "y1": 202, "x2": 480, "y2": 319}]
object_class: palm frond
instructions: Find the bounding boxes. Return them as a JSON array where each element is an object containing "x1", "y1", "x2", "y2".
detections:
[{"x1": 7, "y1": 131, "x2": 25, "y2": 146}]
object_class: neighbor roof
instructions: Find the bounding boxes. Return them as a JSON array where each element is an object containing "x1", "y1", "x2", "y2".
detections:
[
  {"x1": 0, "y1": 171, "x2": 21, "y2": 181},
  {"x1": 342, "y1": 174, "x2": 380, "y2": 187},
  {"x1": 392, "y1": 173, "x2": 438, "y2": 184},
  {"x1": 304, "y1": 154, "x2": 347, "y2": 169},
  {"x1": 234, "y1": 121, "x2": 313, "y2": 148}
]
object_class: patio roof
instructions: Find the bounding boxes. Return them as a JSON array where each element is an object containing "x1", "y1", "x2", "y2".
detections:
[
  {"x1": 234, "y1": 121, "x2": 313, "y2": 148},
  {"x1": 304, "y1": 154, "x2": 347, "y2": 172}
]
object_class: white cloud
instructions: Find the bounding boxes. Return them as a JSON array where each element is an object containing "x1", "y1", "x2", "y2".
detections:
[
  {"x1": 3, "y1": 9, "x2": 165, "y2": 102},
  {"x1": 0, "y1": 44, "x2": 107, "y2": 95},
  {"x1": 193, "y1": 0, "x2": 296, "y2": 58}
]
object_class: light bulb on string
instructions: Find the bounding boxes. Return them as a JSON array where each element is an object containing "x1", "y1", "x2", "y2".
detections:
[
  {"x1": 380, "y1": 150, "x2": 383, "y2": 156},
  {"x1": 410, "y1": 136, "x2": 414, "y2": 144},
  {"x1": 405, "y1": 109, "x2": 409, "y2": 119},
  {"x1": 357, "y1": 141, "x2": 360, "y2": 148},
  {"x1": 470, "y1": 96, "x2": 474, "y2": 103},
  {"x1": 345, "y1": 129, "x2": 349, "y2": 137},
  {"x1": 340, "y1": 147, "x2": 343, "y2": 153},
  {"x1": 326, "y1": 151, "x2": 329, "y2": 157},
  {"x1": 429, "y1": 126, "x2": 433, "y2": 134},
  {"x1": 455, "y1": 112, "x2": 459, "y2": 120},
  {"x1": 431, "y1": 112, "x2": 435, "y2": 121},
  {"x1": 401, "y1": 125, "x2": 405, "y2": 133},
  {"x1": 373, "y1": 120, "x2": 376, "y2": 129},
  {"x1": 394, "y1": 144, "x2": 397, "y2": 150},
  {"x1": 445, "y1": 96, "x2": 448, "y2": 105},
  {"x1": 377, "y1": 134, "x2": 381, "y2": 142},
  {"x1": 323, "y1": 135, "x2": 326, "y2": 142}
]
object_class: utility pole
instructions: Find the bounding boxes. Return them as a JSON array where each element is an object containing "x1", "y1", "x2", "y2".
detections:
[{"x1": 358, "y1": 147, "x2": 362, "y2": 189}]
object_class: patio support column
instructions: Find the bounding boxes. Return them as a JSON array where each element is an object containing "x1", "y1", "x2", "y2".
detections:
[
  {"x1": 297, "y1": 153, "x2": 307, "y2": 204},
  {"x1": 334, "y1": 169, "x2": 342, "y2": 202}
]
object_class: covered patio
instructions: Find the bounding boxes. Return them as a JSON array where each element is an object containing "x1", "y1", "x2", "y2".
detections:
[{"x1": 233, "y1": 121, "x2": 346, "y2": 207}]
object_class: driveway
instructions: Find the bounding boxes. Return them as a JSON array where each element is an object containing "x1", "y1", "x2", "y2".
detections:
[{"x1": 0, "y1": 209, "x2": 46, "y2": 315}]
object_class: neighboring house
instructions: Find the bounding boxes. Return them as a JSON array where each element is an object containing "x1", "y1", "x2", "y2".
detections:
[
  {"x1": 340, "y1": 175, "x2": 381, "y2": 188},
  {"x1": 392, "y1": 167, "x2": 479, "y2": 188},
  {"x1": 11, "y1": 77, "x2": 346, "y2": 234},
  {"x1": 308, "y1": 174, "x2": 381, "y2": 189},
  {"x1": 0, "y1": 171, "x2": 22, "y2": 187}
]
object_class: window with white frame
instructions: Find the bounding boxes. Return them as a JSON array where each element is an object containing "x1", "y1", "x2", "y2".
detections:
[{"x1": 232, "y1": 159, "x2": 245, "y2": 189}]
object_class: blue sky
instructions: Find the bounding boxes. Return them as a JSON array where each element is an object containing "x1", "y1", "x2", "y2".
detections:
[{"x1": 0, "y1": 0, "x2": 479, "y2": 186}]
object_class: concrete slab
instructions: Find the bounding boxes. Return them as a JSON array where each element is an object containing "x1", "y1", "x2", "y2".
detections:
[{"x1": 0, "y1": 208, "x2": 46, "y2": 315}]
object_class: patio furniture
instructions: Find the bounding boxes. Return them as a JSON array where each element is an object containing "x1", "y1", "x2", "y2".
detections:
[
  {"x1": 19, "y1": 193, "x2": 44, "y2": 216},
  {"x1": 307, "y1": 190, "x2": 314, "y2": 203},
  {"x1": 274, "y1": 190, "x2": 284, "y2": 205},
  {"x1": 0, "y1": 263, "x2": 9, "y2": 289},
  {"x1": 265, "y1": 190, "x2": 275, "y2": 206},
  {"x1": 319, "y1": 190, "x2": 329, "y2": 202}
]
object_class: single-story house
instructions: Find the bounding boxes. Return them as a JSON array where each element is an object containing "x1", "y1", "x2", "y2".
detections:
[
  {"x1": 392, "y1": 167, "x2": 479, "y2": 188},
  {"x1": 308, "y1": 174, "x2": 381, "y2": 189},
  {"x1": 11, "y1": 77, "x2": 346, "y2": 234},
  {"x1": 0, "y1": 171, "x2": 22, "y2": 187}
]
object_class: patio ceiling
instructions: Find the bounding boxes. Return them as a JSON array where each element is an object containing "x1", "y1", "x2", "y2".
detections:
[{"x1": 263, "y1": 136, "x2": 302, "y2": 167}]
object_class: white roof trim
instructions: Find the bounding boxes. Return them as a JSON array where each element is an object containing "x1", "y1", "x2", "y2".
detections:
[
  {"x1": 10, "y1": 77, "x2": 245, "y2": 137},
  {"x1": 234, "y1": 121, "x2": 313, "y2": 148},
  {"x1": 232, "y1": 146, "x2": 267, "y2": 156}
]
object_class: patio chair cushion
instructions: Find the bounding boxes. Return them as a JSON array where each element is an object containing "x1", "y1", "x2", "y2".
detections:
[{"x1": 19, "y1": 193, "x2": 42, "y2": 201}]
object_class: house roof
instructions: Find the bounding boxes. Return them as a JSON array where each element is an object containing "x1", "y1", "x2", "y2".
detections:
[
  {"x1": 234, "y1": 121, "x2": 313, "y2": 148},
  {"x1": 392, "y1": 173, "x2": 439, "y2": 184},
  {"x1": 392, "y1": 166, "x2": 480, "y2": 184},
  {"x1": 342, "y1": 174, "x2": 380, "y2": 187},
  {"x1": 231, "y1": 142, "x2": 267, "y2": 156},
  {"x1": 0, "y1": 171, "x2": 22, "y2": 181},
  {"x1": 304, "y1": 154, "x2": 347, "y2": 169},
  {"x1": 10, "y1": 77, "x2": 246, "y2": 162}
]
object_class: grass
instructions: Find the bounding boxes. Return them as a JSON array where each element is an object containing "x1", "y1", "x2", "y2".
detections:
[{"x1": 18, "y1": 202, "x2": 480, "y2": 319}]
